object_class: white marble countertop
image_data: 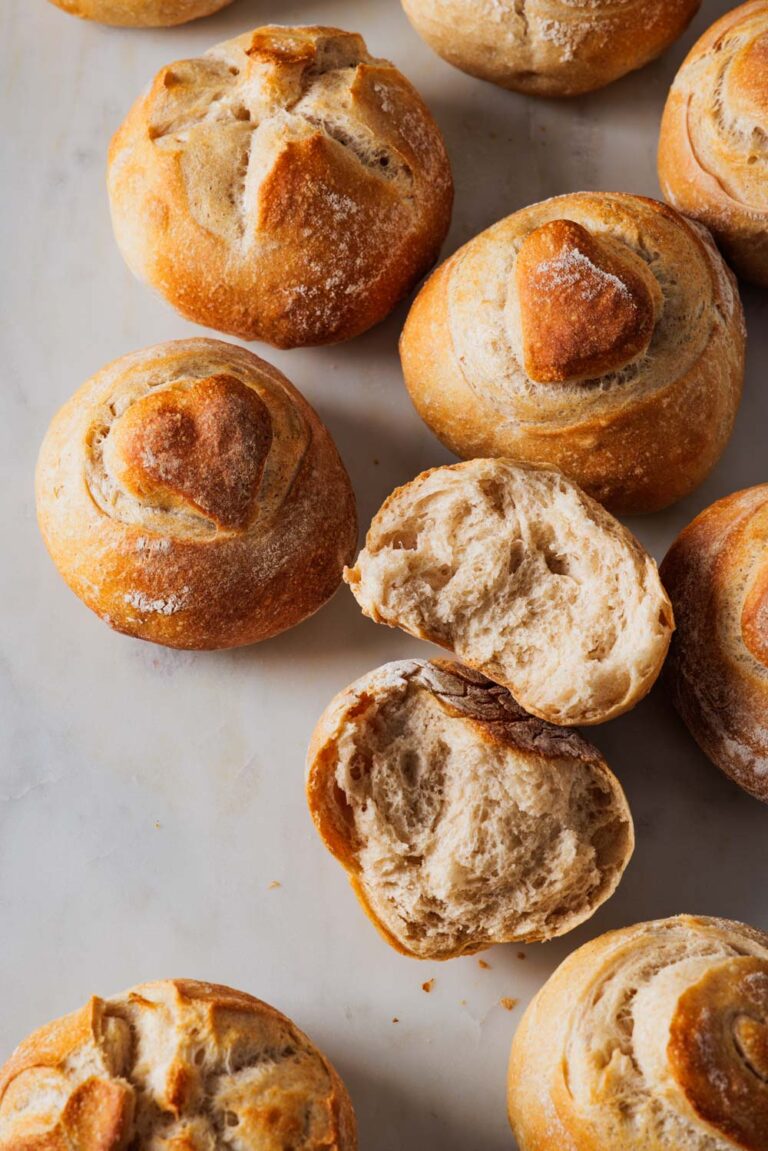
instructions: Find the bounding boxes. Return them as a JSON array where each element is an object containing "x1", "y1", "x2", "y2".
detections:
[{"x1": 1, "y1": 1, "x2": 767, "y2": 1146}]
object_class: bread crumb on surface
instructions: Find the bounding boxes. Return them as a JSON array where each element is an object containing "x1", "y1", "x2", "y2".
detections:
[
  {"x1": 500, "y1": 998, "x2": 519, "y2": 1012},
  {"x1": 422, "y1": 979, "x2": 435, "y2": 993},
  {"x1": 517, "y1": 952, "x2": 527, "y2": 960},
  {"x1": 478, "y1": 959, "x2": 492, "y2": 970},
  {"x1": 268, "y1": 881, "x2": 281, "y2": 890},
  {"x1": 392, "y1": 1017, "x2": 399, "y2": 1024}
]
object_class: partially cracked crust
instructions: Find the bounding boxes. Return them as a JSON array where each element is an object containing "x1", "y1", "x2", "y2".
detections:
[
  {"x1": 0, "y1": 980, "x2": 357, "y2": 1151},
  {"x1": 47, "y1": 0, "x2": 233, "y2": 25},
  {"x1": 307, "y1": 659, "x2": 634, "y2": 959}
]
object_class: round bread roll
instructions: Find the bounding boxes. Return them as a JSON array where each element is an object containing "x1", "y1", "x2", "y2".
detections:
[
  {"x1": 659, "y1": 2, "x2": 768, "y2": 288},
  {"x1": 508, "y1": 914, "x2": 768, "y2": 1151},
  {"x1": 344, "y1": 459, "x2": 674, "y2": 726},
  {"x1": 48, "y1": 0, "x2": 232, "y2": 24},
  {"x1": 400, "y1": 192, "x2": 746, "y2": 515},
  {"x1": 307, "y1": 659, "x2": 634, "y2": 960},
  {"x1": 35, "y1": 339, "x2": 357, "y2": 650},
  {"x1": 660, "y1": 485, "x2": 768, "y2": 802},
  {"x1": 107, "y1": 25, "x2": 453, "y2": 348},
  {"x1": 401, "y1": 0, "x2": 701, "y2": 98},
  {"x1": 0, "y1": 979, "x2": 357, "y2": 1149}
]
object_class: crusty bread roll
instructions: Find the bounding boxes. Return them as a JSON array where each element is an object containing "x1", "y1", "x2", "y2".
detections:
[
  {"x1": 107, "y1": 25, "x2": 453, "y2": 348},
  {"x1": 400, "y1": 192, "x2": 746, "y2": 515},
  {"x1": 0, "y1": 979, "x2": 357, "y2": 1150},
  {"x1": 401, "y1": 0, "x2": 701, "y2": 98},
  {"x1": 36, "y1": 339, "x2": 357, "y2": 650},
  {"x1": 659, "y1": 2, "x2": 768, "y2": 288},
  {"x1": 48, "y1": 0, "x2": 232, "y2": 24},
  {"x1": 345, "y1": 459, "x2": 674, "y2": 726},
  {"x1": 307, "y1": 659, "x2": 634, "y2": 960},
  {"x1": 660, "y1": 485, "x2": 768, "y2": 802},
  {"x1": 508, "y1": 915, "x2": 768, "y2": 1151}
]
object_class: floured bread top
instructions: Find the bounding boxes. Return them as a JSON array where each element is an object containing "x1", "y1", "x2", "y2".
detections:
[
  {"x1": 345, "y1": 460, "x2": 673, "y2": 725},
  {"x1": 307, "y1": 660, "x2": 634, "y2": 959}
]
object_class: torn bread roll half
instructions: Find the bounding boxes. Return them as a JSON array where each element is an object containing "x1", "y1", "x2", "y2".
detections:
[
  {"x1": 345, "y1": 460, "x2": 674, "y2": 726},
  {"x1": 307, "y1": 659, "x2": 634, "y2": 960}
]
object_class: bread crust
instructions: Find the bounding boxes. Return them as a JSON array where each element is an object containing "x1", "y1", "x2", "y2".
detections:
[
  {"x1": 507, "y1": 915, "x2": 768, "y2": 1151},
  {"x1": 35, "y1": 338, "x2": 357, "y2": 650},
  {"x1": 107, "y1": 26, "x2": 453, "y2": 347},
  {"x1": 401, "y1": 0, "x2": 700, "y2": 97},
  {"x1": 0, "y1": 980, "x2": 357, "y2": 1150},
  {"x1": 659, "y1": 1, "x2": 768, "y2": 287},
  {"x1": 307, "y1": 659, "x2": 634, "y2": 959},
  {"x1": 400, "y1": 192, "x2": 745, "y2": 515},
  {"x1": 48, "y1": 0, "x2": 233, "y2": 25},
  {"x1": 660, "y1": 485, "x2": 768, "y2": 802}
]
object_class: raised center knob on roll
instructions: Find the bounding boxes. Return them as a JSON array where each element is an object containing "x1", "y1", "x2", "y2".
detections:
[{"x1": 514, "y1": 219, "x2": 662, "y2": 384}]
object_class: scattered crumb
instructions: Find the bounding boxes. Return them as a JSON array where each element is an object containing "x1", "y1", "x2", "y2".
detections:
[
  {"x1": 478, "y1": 959, "x2": 492, "y2": 970},
  {"x1": 268, "y1": 881, "x2": 281, "y2": 890},
  {"x1": 392, "y1": 1017, "x2": 399, "y2": 1024},
  {"x1": 373, "y1": 458, "x2": 380, "y2": 466},
  {"x1": 500, "y1": 998, "x2": 518, "y2": 1012},
  {"x1": 459, "y1": 999, "x2": 467, "y2": 1006},
  {"x1": 422, "y1": 979, "x2": 435, "y2": 994},
  {"x1": 154, "y1": 821, "x2": 161, "y2": 830},
  {"x1": 517, "y1": 952, "x2": 527, "y2": 960}
]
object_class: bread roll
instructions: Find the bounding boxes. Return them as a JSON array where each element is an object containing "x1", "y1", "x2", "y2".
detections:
[
  {"x1": 401, "y1": 0, "x2": 700, "y2": 97},
  {"x1": 0, "y1": 979, "x2": 356, "y2": 1150},
  {"x1": 508, "y1": 915, "x2": 768, "y2": 1151},
  {"x1": 400, "y1": 192, "x2": 746, "y2": 515},
  {"x1": 659, "y1": 2, "x2": 768, "y2": 287},
  {"x1": 36, "y1": 339, "x2": 357, "y2": 650},
  {"x1": 107, "y1": 25, "x2": 453, "y2": 348},
  {"x1": 307, "y1": 659, "x2": 634, "y2": 960},
  {"x1": 48, "y1": 0, "x2": 232, "y2": 24},
  {"x1": 660, "y1": 485, "x2": 768, "y2": 802}
]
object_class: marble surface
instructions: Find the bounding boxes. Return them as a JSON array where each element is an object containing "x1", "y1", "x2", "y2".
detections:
[{"x1": 1, "y1": 1, "x2": 767, "y2": 1146}]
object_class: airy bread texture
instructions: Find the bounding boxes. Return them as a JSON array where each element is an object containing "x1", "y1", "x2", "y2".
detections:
[
  {"x1": 107, "y1": 25, "x2": 453, "y2": 348},
  {"x1": 0, "y1": 980, "x2": 357, "y2": 1150},
  {"x1": 307, "y1": 659, "x2": 634, "y2": 960},
  {"x1": 401, "y1": 0, "x2": 700, "y2": 97},
  {"x1": 507, "y1": 915, "x2": 768, "y2": 1151},
  {"x1": 36, "y1": 339, "x2": 357, "y2": 650},
  {"x1": 47, "y1": 0, "x2": 232, "y2": 25},
  {"x1": 661, "y1": 485, "x2": 768, "y2": 802},
  {"x1": 400, "y1": 192, "x2": 746, "y2": 515},
  {"x1": 659, "y1": 2, "x2": 768, "y2": 287},
  {"x1": 345, "y1": 460, "x2": 674, "y2": 726}
]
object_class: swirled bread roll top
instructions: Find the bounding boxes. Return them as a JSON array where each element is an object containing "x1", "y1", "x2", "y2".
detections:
[
  {"x1": 401, "y1": 0, "x2": 701, "y2": 97},
  {"x1": 659, "y1": 1, "x2": 768, "y2": 287},
  {"x1": 0, "y1": 980, "x2": 357, "y2": 1150},
  {"x1": 307, "y1": 659, "x2": 634, "y2": 960},
  {"x1": 36, "y1": 339, "x2": 357, "y2": 649},
  {"x1": 107, "y1": 25, "x2": 453, "y2": 347},
  {"x1": 661, "y1": 485, "x2": 768, "y2": 801},
  {"x1": 47, "y1": 0, "x2": 233, "y2": 24},
  {"x1": 401, "y1": 193, "x2": 745, "y2": 514},
  {"x1": 344, "y1": 459, "x2": 674, "y2": 726},
  {"x1": 508, "y1": 915, "x2": 768, "y2": 1151}
]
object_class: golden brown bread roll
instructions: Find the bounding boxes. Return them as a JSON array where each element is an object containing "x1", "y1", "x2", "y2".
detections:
[
  {"x1": 401, "y1": 0, "x2": 701, "y2": 97},
  {"x1": 107, "y1": 25, "x2": 453, "y2": 348},
  {"x1": 48, "y1": 0, "x2": 232, "y2": 23},
  {"x1": 344, "y1": 459, "x2": 674, "y2": 726},
  {"x1": 660, "y1": 485, "x2": 768, "y2": 802},
  {"x1": 507, "y1": 915, "x2": 768, "y2": 1151},
  {"x1": 307, "y1": 659, "x2": 634, "y2": 960},
  {"x1": 659, "y1": 1, "x2": 768, "y2": 287},
  {"x1": 400, "y1": 192, "x2": 746, "y2": 514},
  {"x1": 0, "y1": 979, "x2": 357, "y2": 1150},
  {"x1": 35, "y1": 339, "x2": 357, "y2": 650}
]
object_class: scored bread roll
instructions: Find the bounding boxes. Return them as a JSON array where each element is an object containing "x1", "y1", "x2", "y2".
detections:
[
  {"x1": 344, "y1": 459, "x2": 674, "y2": 726},
  {"x1": 36, "y1": 339, "x2": 357, "y2": 650},
  {"x1": 659, "y1": 2, "x2": 768, "y2": 288},
  {"x1": 660, "y1": 485, "x2": 768, "y2": 802},
  {"x1": 307, "y1": 659, "x2": 634, "y2": 960},
  {"x1": 107, "y1": 25, "x2": 453, "y2": 348},
  {"x1": 401, "y1": 0, "x2": 701, "y2": 98},
  {"x1": 47, "y1": 0, "x2": 232, "y2": 24},
  {"x1": 507, "y1": 915, "x2": 768, "y2": 1151},
  {"x1": 400, "y1": 192, "x2": 746, "y2": 515},
  {"x1": 0, "y1": 980, "x2": 357, "y2": 1150}
]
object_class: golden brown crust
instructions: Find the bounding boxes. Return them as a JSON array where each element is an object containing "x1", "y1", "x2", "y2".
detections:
[
  {"x1": 660, "y1": 485, "x2": 768, "y2": 802},
  {"x1": 107, "y1": 26, "x2": 453, "y2": 348},
  {"x1": 47, "y1": 0, "x2": 232, "y2": 25},
  {"x1": 35, "y1": 339, "x2": 357, "y2": 650},
  {"x1": 659, "y1": 1, "x2": 768, "y2": 287},
  {"x1": 400, "y1": 192, "x2": 745, "y2": 515},
  {"x1": 0, "y1": 981, "x2": 357, "y2": 1151}
]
